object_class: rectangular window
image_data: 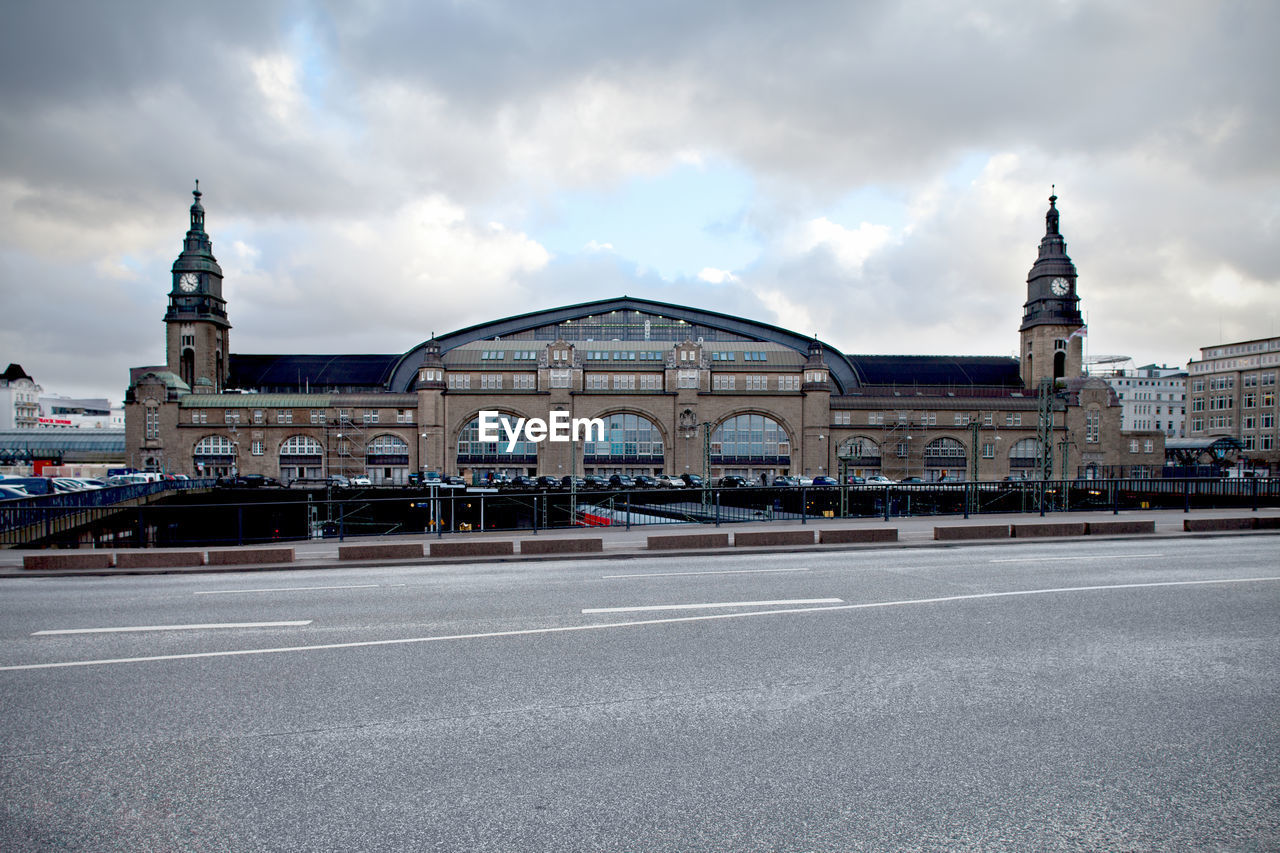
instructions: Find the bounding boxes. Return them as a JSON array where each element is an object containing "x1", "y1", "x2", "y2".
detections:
[
  {"x1": 480, "y1": 374, "x2": 503, "y2": 390},
  {"x1": 922, "y1": 413, "x2": 936, "y2": 426},
  {"x1": 448, "y1": 375, "x2": 471, "y2": 390},
  {"x1": 677, "y1": 369, "x2": 699, "y2": 389},
  {"x1": 713, "y1": 374, "x2": 736, "y2": 390},
  {"x1": 983, "y1": 413, "x2": 994, "y2": 426},
  {"x1": 512, "y1": 374, "x2": 536, "y2": 390},
  {"x1": 251, "y1": 441, "x2": 264, "y2": 456},
  {"x1": 397, "y1": 409, "x2": 414, "y2": 424},
  {"x1": 1260, "y1": 412, "x2": 1274, "y2": 429},
  {"x1": 253, "y1": 409, "x2": 264, "y2": 424},
  {"x1": 868, "y1": 412, "x2": 883, "y2": 425},
  {"x1": 982, "y1": 442, "x2": 995, "y2": 458},
  {"x1": 640, "y1": 374, "x2": 662, "y2": 390},
  {"x1": 896, "y1": 442, "x2": 908, "y2": 458},
  {"x1": 778, "y1": 375, "x2": 800, "y2": 391},
  {"x1": 550, "y1": 369, "x2": 571, "y2": 388},
  {"x1": 224, "y1": 410, "x2": 239, "y2": 424},
  {"x1": 613, "y1": 374, "x2": 636, "y2": 390},
  {"x1": 587, "y1": 374, "x2": 608, "y2": 390},
  {"x1": 1144, "y1": 439, "x2": 1154, "y2": 453},
  {"x1": 145, "y1": 408, "x2": 158, "y2": 439},
  {"x1": 1086, "y1": 411, "x2": 1100, "y2": 443},
  {"x1": 1129, "y1": 439, "x2": 1140, "y2": 453},
  {"x1": 310, "y1": 410, "x2": 320, "y2": 424},
  {"x1": 362, "y1": 410, "x2": 378, "y2": 424}
]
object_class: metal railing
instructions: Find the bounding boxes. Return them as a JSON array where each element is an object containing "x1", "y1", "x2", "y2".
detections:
[{"x1": 3, "y1": 478, "x2": 1276, "y2": 549}]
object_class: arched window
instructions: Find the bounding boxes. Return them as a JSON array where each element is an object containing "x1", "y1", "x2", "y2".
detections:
[
  {"x1": 457, "y1": 413, "x2": 538, "y2": 465},
  {"x1": 584, "y1": 413, "x2": 664, "y2": 464},
  {"x1": 924, "y1": 437, "x2": 967, "y2": 480},
  {"x1": 279, "y1": 435, "x2": 324, "y2": 483},
  {"x1": 711, "y1": 414, "x2": 790, "y2": 464},
  {"x1": 193, "y1": 434, "x2": 235, "y2": 456},
  {"x1": 367, "y1": 434, "x2": 410, "y2": 460},
  {"x1": 193, "y1": 434, "x2": 235, "y2": 477},
  {"x1": 837, "y1": 436, "x2": 881, "y2": 465},
  {"x1": 280, "y1": 435, "x2": 323, "y2": 456},
  {"x1": 366, "y1": 434, "x2": 410, "y2": 485},
  {"x1": 1009, "y1": 437, "x2": 1042, "y2": 472}
]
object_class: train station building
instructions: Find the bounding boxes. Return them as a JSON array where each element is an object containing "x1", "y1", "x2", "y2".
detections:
[{"x1": 126, "y1": 187, "x2": 1165, "y2": 483}]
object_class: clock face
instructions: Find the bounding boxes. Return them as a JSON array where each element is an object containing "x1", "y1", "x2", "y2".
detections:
[
  {"x1": 1050, "y1": 277, "x2": 1070, "y2": 296},
  {"x1": 178, "y1": 272, "x2": 199, "y2": 292}
]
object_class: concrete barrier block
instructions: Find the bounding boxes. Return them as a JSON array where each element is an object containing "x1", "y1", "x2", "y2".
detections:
[
  {"x1": 206, "y1": 548, "x2": 295, "y2": 565},
  {"x1": 734, "y1": 530, "x2": 815, "y2": 547},
  {"x1": 114, "y1": 551, "x2": 206, "y2": 568},
  {"x1": 1085, "y1": 520, "x2": 1156, "y2": 536},
  {"x1": 934, "y1": 525, "x2": 1010, "y2": 541},
  {"x1": 1253, "y1": 516, "x2": 1280, "y2": 530},
  {"x1": 521, "y1": 538, "x2": 603, "y2": 555},
  {"x1": 338, "y1": 543, "x2": 425, "y2": 561},
  {"x1": 1183, "y1": 517, "x2": 1255, "y2": 532},
  {"x1": 819, "y1": 528, "x2": 899, "y2": 544},
  {"x1": 647, "y1": 533, "x2": 730, "y2": 550},
  {"x1": 23, "y1": 552, "x2": 115, "y2": 570},
  {"x1": 1011, "y1": 522, "x2": 1087, "y2": 538},
  {"x1": 429, "y1": 540, "x2": 515, "y2": 558}
]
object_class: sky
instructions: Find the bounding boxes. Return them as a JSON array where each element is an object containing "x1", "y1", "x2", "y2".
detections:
[{"x1": 1, "y1": 0, "x2": 1277, "y2": 404}]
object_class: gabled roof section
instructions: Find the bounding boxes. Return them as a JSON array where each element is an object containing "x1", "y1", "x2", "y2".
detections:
[
  {"x1": 389, "y1": 295, "x2": 859, "y2": 392},
  {"x1": 229, "y1": 354, "x2": 401, "y2": 392},
  {"x1": 846, "y1": 355, "x2": 1023, "y2": 388}
]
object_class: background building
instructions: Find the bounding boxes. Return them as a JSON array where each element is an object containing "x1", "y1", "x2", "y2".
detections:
[
  {"x1": 1186, "y1": 336, "x2": 1280, "y2": 474},
  {"x1": 37, "y1": 396, "x2": 123, "y2": 429},
  {"x1": 1090, "y1": 361, "x2": 1187, "y2": 439},
  {"x1": 0, "y1": 364, "x2": 42, "y2": 430},
  {"x1": 127, "y1": 189, "x2": 1164, "y2": 482}
]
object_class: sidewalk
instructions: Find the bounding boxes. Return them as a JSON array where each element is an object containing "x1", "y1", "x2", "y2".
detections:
[{"x1": 3, "y1": 506, "x2": 1277, "y2": 578}]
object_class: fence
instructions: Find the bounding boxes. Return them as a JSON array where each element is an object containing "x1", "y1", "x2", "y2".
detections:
[{"x1": 3, "y1": 477, "x2": 1277, "y2": 549}]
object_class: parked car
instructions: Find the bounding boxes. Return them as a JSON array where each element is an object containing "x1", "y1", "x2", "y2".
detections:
[
  {"x1": 811, "y1": 476, "x2": 839, "y2": 487},
  {"x1": 583, "y1": 474, "x2": 610, "y2": 490},
  {"x1": 632, "y1": 475, "x2": 660, "y2": 489},
  {"x1": 484, "y1": 472, "x2": 510, "y2": 487},
  {"x1": 899, "y1": 476, "x2": 925, "y2": 484},
  {"x1": 773, "y1": 475, "x2": 801, "y2": 487},
  {"x1": 349, "y1": 475, "x2": 372, "y2": 486},
  {"x1": 681, "y1": 473, "x2": 705, "y2": 488},
  {"x1": 719, "y1": 475, "x2": 747, "y2": 488},
  {"x1": 443, "y1": 475, "x2": 466, "y2": 486},
  {"x1": 655, "y1": 473, "x2": 683, "y2": 487},
  {"x1": 865, "y1": 475, "x2": 895, "y2": 484},
  {"x1": 0, "y1": 484, "x2": 31, "y2": 499},
  {"x1": 844, "y1": 475, "x2": 866, "y2": 485},
  {"x1": 106, "y1": 474, "x2": 150, "y2": 486},
  {"x1": 505, "y1": 475, "x2": 538, "y2": 491},
  {"x1": 3, "y1": 477, "x2": 54, "y2": 495},
  {"x1": 561, "y1": 475, "x2": 587, "y2": 490},
  {"x1": 536, "y1": 475, "x2": 561, "y2": 489},
  {"x1": 328, "y1": 475, "x2": 350, "y2": 488},
  {"x1": 609, "y1": 474, "x2": 636, "y2": 489}
]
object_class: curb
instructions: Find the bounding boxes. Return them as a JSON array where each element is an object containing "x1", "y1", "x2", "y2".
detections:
[{"x1": 2, "y1": 527, "x2": 1275, "y2": 579}]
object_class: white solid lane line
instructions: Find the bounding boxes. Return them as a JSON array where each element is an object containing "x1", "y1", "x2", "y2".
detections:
[
  {"x1": 582, "y1": 598, "x2": 842, "y2": 614},
  {"x1": 990, "y1": 554, "x2": 1164, "y2": 563},
  {"x1": 32, "y1": 621, "x2": 312, "y2": 636},
  {"x1": 194, "y1": 585, "x2": 382, "y2": 595},
  {"x1": 603, "y1": 568, "x2": 811, "y2": 579},
  {"x1": 4, "y1": 576, "x2": 1278, "y2": 672}
]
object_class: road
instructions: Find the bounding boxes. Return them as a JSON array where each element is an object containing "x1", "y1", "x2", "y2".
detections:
[{"x1": 1, "y1": 536, "x2": 1278, "y2": 851}]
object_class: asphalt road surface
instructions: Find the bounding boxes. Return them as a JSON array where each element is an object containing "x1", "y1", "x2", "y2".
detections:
[{"x1": 2, "y1": 536, "x2": 1278, "y2": 851}]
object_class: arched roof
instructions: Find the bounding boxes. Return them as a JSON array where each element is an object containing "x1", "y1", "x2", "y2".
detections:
[{"x1": 389, "y1": 295, "x2": 859, "y2": 392}]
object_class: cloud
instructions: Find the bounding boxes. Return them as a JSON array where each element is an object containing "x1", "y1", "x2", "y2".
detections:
[{"x1": 0, "y1": 0, "x2": 1276, "y2": 401}]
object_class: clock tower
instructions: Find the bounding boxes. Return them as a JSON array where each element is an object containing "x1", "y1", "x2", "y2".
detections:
[
  {"x1": 165, "y1": 182, "x2": 230, "y2": 392},
  {"x1": 1019, "y1": 192, "x2": 1084, "y2": 387}
]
